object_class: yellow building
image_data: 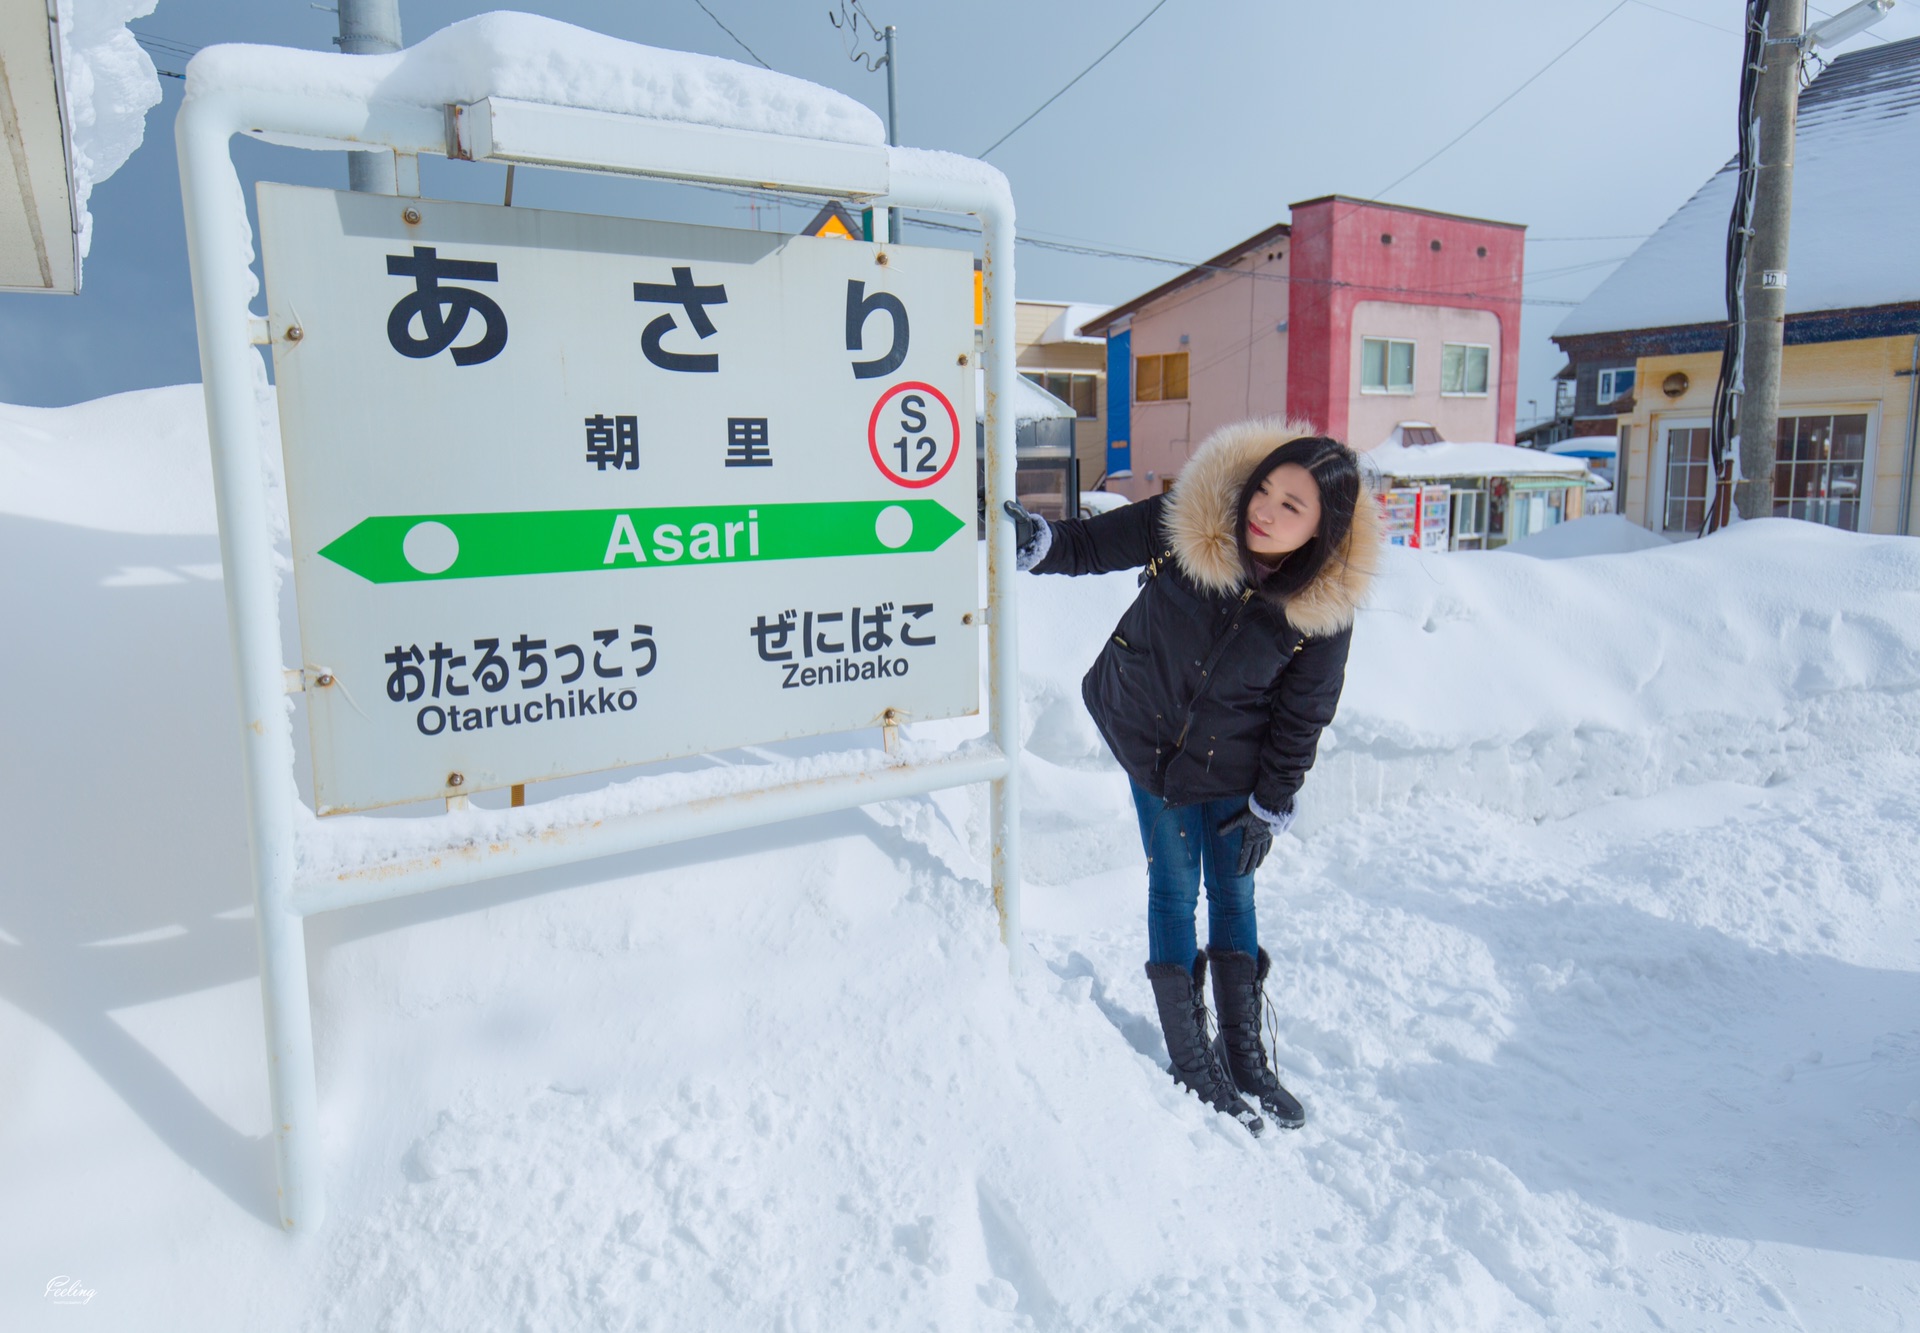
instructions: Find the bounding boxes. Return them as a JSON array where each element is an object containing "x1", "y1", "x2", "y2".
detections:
[
  {"x1": 1553, "y1": 37, "x2": 1920, "y2": 538},
  {"x1": 1012, "y1": 301, "x2": 1109, "y2": 491},
  {"x1": 1605, "y1": 339, "x2": 1915, "y2": 537}
]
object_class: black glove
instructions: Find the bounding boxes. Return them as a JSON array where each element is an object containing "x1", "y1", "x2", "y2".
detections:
[
  {"x1": 1003, "y1": 499, "x2": 1051, "y2": 570},
  {"x1": 1003, "y1": 499, "x2": 1040, "y2": 551},
  {"x1": 1218, "y1": 803, "x2": 1284, "y2": 876}
]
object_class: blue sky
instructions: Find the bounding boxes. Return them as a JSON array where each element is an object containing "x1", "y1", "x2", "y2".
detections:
[{"x1": 4, "y1": 0, "x2": 1915, "y2": 430}]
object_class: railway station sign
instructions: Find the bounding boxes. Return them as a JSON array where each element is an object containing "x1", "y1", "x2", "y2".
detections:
[{"x1": 258, "y1": 186, "x2": 978, "y2": 813}]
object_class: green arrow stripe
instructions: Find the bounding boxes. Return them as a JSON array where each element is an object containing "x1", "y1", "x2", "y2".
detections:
[{"x1": 317, "y1": 500, "x2": 967, "y2": 584}]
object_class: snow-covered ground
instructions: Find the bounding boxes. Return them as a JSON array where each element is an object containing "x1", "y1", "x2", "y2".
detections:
[{"x1": 4, "y1": 386, "x2": 1920, "y2": 1330}]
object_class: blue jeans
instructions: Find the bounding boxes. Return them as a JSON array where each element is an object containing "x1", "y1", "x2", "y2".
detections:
[{"x1": 1130, "y1": 780, "x2": 1260, "y2": 967}]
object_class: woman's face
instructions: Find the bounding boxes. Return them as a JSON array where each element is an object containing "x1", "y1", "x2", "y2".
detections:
[{"x1": 1245, "y1": 463, "x2": 1322, "y2": 558}]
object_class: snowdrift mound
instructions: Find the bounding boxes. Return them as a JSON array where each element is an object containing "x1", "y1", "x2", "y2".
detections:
[
  {"x1": 1498, "y1": 513, "x2": 1671, "y2": 559},
  {"x1": 1013, "y1": 517, "x2": 1920, "y2": 836}
]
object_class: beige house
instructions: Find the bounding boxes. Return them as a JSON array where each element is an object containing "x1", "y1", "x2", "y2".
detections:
[
  {"x1": 1600, "y1": 341, "x2": 1911, "y2": 537},
  {"x1": 1553, "y1": 38, "x2": 1920, "y2": 538},
  {"x1": 1013, "y1": 301, "x2": 1108, "y2": 489}
]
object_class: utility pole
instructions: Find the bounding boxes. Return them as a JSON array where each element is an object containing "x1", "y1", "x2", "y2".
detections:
[
  {"x1": 884, "y1": 25, "x2": 900, "y2": 241},
  {"x1": 1731, "y1": 0, "x2": 1805, "y2": 520},
  {"x1": 335, "y1": 0, "x2": 403, "y2": 194}
]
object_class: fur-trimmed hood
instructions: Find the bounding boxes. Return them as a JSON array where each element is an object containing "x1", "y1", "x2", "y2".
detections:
[{"x1": 1163, "y1": 418, "x2": 1383, "y2": 638}]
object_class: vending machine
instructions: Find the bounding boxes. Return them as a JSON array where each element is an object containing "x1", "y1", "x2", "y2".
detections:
[
  {"x1": 1381, "y1": 488, "x2": 1420, "y2": 547},
  {"x1": 1417, "y1": 484, "x2": 1452, "y2": 551}
]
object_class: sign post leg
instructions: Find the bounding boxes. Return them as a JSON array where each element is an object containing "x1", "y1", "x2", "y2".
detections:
[
  {"x1": 177, "y1": 97, "x2": 324, "y2": 1230},
  {"x1": 979, "y1": 198, "x2": 1023, "y2": 976},
  {"x1": 256, "y1": 905, "x2": 323, "y2": 1227}
]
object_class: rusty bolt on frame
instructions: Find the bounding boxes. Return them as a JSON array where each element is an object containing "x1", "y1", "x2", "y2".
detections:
[
  {"x1": 314, "y1": 673, "x2": 335, "y2": 687},
  {"x1": 446, "y1": 772, "x2": 464, "y2": 788},
  {"x1": 875, "y1": 251, "x2": 889, "y2": 266},
  {"x1": 402, "y1": 206, "x2": 422, "y2": 225},
  {"x1": 957, "y1": 353, "x2": 969, "y2": 366},
  {"x1": 285, "y1": 326, "x2": 303, "y2": 342}
]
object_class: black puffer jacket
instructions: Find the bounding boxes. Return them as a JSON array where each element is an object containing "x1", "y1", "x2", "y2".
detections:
[{"x1": 1032, "y1": 420, "x2": 1381, "y2": 812}]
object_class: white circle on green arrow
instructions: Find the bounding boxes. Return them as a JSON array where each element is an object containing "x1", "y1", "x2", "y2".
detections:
[
  {"x1": 403, "y1": 521, "x2": 459, "y2": 574},
  {"x1": 875, "y1": 505, "x2": 913, "y2": 549}
]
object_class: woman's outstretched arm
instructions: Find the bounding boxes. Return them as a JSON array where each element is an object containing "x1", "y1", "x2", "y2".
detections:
[{"x1": 1026, "y1": 493, "x2": 1167, "y2": 577}]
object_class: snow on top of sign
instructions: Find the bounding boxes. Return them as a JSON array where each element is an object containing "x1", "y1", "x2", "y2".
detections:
[
  {"x1": 58, "y1": 0, "x2": 165, "y2": 268},
  {"x1": 886, "y1": 145, "x2": 1011, "y2": 195},
  {"x1": 185, "y1": 12, "x2": 885, "y2": 146},
  {"x1": 1367, "y1": 439, "x2": 1592, "y2": 482},
  {"x1": 1557, "y1": 37, "x2": 1920, "y2": 338},
  {"x1": 976, "y1": 369, "x2": 1077, "y2": 424}
]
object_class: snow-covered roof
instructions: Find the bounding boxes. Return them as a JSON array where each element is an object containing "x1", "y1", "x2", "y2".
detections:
[
  {"x1": 1556, "y1": 37, "x2": 1920, "y2": 339},
  {"x1": 1367, "y1": 439, "x2": 1593, "y2": 482},
  {"x1": 974, "y1": 369, "x2": 1077, "y2": 423},
  {"x1": 1038, "y1": 303, "x2": 1108, "y2": 346},
  {"x1": 185, "y1": 12, "x2": 885, "y2": 146},
  {"x1": 1548, "y1": 439, "x2": 1616, "y2": 458}
]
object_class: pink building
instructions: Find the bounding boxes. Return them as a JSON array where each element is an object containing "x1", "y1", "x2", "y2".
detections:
[{"x1": 1081, "y1": 197, "x2": 1525, "y2": 501}]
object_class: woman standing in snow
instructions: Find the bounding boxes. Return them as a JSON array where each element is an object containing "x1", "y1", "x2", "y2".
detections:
[{"x1": 1006, "y1": 421, "x2": 1379, "y2": 1137}]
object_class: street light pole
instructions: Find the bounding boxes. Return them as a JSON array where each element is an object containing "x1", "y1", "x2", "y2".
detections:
[{"x1": 336, "y1": 0, "x2": 403, "y2": 194}]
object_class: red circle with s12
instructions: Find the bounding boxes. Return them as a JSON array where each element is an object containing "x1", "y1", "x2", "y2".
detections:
[{"x1": 867, "y1": 381, "x2": 961, "y2": 489}]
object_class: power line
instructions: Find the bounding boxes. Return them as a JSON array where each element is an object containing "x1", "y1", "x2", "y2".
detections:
[
  {"x1": 1625, "y1": 0, "x2": 1741, "y2": 36},
  {"x1": 1366, "y1": 2, "x2": 1630, "y2": 204},
  {"x1": 898, "y1": 210, "x2": 1586, "y2": 307},
  {"x1": 130, "y1": 28, "x2": 202, "y2": 58},
  {"x1": 690, "y1": 0, "x2": 771, "y2": 69},
  {"x1": 130, "y1": 27, "x2": 199, "y2": 79},
  {"x1": 978, "y1": 0, "x2": 1171, "y2": 157}
]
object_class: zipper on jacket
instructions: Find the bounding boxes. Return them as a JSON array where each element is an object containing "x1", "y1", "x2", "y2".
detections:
[{"x1": 1172, "y1": 587, "x2": 1256, "y2": 750}]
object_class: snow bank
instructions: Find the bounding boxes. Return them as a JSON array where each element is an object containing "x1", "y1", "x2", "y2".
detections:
[
  {"x1": 0, "y1": 385, "x2": 212, "y2": 534},
  {"x1": 57, "y1": 0, "x2": 164, "y2": 268},
  {"x1": 1013, "y1": 516, "x2": 1920, "y2": 832},
  {"x1": 184, "y1": 12, "x2": 884, "y2": 146},
  {"x1": 1498, "y1": 513, "x2": 1669, "y2": 559},
  {"x1": 1316, "y1": 524, "x2": 1920, "y2": 823}
]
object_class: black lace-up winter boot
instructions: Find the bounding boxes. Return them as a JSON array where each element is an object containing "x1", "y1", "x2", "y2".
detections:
[
  {"x1": 1144, "y1": 951, "x2": 1264, "y2": 1137},
  {"x1": 1208, "y1": 947, "x2": 1305, "y2": 1129}
]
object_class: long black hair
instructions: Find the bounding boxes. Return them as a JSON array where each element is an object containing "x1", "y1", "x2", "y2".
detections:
[{"x1": 1234, "y1": 435, "x2": 1363, "y2": 598}]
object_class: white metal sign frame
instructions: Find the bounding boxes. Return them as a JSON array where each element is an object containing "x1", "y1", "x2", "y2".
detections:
[{"x1": 177, "y1": 82, "x2": 1021, "y2": 1232}]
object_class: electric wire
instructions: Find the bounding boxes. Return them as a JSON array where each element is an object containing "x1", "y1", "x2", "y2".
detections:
[
  {"x1": 978, "y1": 0, "x2": 1172, "y2": 158},
  {"x1": 690, "y1": 0, "x2": 772, "y2": 69},
  {"x1": 1363, "y1": 2, "x2": 1630, "y2": 205},
  {"x1": 1705, "y1": 0, "x2": 1768, "y2": 533},
  {"x1": 828, "y1": 1, "x2": 889, "y2": 73},
  {"x1": 1626, "y1": 0, "x2": 1741, "y2": 37},
  {"x1": 130, "y1": 27, "x2": 200, "y2": 80}
]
